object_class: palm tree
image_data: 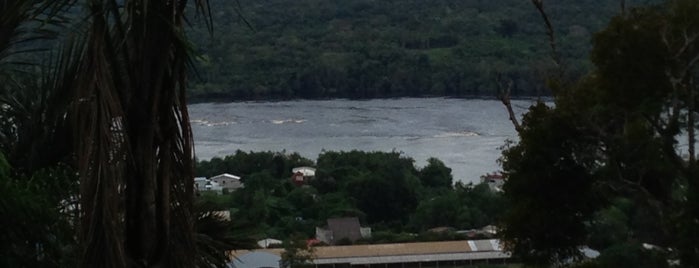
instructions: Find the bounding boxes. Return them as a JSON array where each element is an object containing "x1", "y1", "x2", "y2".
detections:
[
  {"x1": 2, "y1": 0, "x2": 250, "y2": 266},
  {"x1": 70, "y1": 0, "x2": 211, "y2": 267},
  {"x1": 0, "y1": 0, "x2": 75, "y2": 172}
]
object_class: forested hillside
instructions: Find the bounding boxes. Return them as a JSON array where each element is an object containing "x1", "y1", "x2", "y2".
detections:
[{"x1": 187, "y1": 0, "x2": 658, "y2": 101}]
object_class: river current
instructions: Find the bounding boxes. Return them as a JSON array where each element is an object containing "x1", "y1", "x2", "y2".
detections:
[{"x1": 189, "y1": 98, "x2": 533, "y2": 183}]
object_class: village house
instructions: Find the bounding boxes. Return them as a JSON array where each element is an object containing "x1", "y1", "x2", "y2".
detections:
[
  {"x1": 291, "y1": 166, "x2": 316, "y2": 186},
  {"x1": 194, "y1": 177, "x2": 223, "y2": 194},
  {"x1": 210, "y1": 173, "x2": 244, "y2": 191},
  {"x1": 257, "y1": 238, "x2": 283, "y2": 249}
]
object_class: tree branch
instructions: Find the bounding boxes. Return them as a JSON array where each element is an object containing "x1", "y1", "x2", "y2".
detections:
[
  {"x1": 496, "y1": 74, "x2": 522, "y2": 132},
  {"x1": 531, "y1": 0, "x2": 560, "y2": 71}
]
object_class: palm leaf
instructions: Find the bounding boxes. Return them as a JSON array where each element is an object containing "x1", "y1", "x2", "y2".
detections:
[
  {"x1": 0, "y1": 0, "x2": 74, "y2": 68},
  {"x1": 71, "y1": 0, "x2": 212, "y2": 267}
]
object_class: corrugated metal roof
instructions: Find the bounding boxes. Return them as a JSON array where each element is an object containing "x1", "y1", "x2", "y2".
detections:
[
  {"x1": 314, "y1": 251, "x2": 511, "y2": 265},
  {"x1": 212, "y1": 173, "x2": 241, "y2": 180},
  {"x1": 472, "y1": 240, "x2": 495, "y2": 251},
  {"x1": 229, "y1": 239, "x2": 510, "y2": 265},
  {"x1": 229, "y1": 252, "x2": 281, "y2": 268},
  {"x1": 313, "y1": 240, "x2": 473, "y2": 259}
]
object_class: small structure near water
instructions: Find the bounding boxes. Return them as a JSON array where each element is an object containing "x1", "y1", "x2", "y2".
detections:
[
  {"x1": 480, "y1": 173, "x2": 505, "y2": 192},
  {"x1": 210, "y1": 173, "x2": 244, "y2": 191},
  {"x1": 291, "y1": 166, "x2": 316, "y2": 186},
  {"x1": 257, "y1": 238, "x2": 283, "y2": 249},
  {"x1": 194, "y1": 177, "x2": 223, "y2": 194}
]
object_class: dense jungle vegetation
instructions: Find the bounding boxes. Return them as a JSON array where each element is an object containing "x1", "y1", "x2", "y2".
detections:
[
  {"x1": 187, "y1": 0, "x2": 658, "y2": 101},
  {"x1": 195, "y1": 151, "x2": 503, "y2": 241}
]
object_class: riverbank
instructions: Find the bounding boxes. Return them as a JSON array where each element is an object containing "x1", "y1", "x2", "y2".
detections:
[{"x1": 190, "y1": 98, "x2": 531, "y2": 183}]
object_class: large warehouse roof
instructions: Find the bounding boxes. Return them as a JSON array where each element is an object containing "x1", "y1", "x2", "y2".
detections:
[{"x1": 230, "y1": 239, "x2": 510, "y2": 267}]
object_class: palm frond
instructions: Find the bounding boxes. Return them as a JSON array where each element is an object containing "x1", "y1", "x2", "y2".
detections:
[
  {"x1": 71, "y1": 0, "x2": 212, "y2": 267},
  {"x1": 0, "y1": 26, "x2": 85, "y2": 174},
  {"x1": 0, "y1": 0, "x2": 74, "y2": 69}
]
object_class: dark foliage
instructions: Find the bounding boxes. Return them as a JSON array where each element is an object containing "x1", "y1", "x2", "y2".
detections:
[
  {"x1": 186, "y1": 0, "x2": 660, "y2": 101},
  {"x1": 197, "y1": 150, "x2": 504, "y2": 240}
]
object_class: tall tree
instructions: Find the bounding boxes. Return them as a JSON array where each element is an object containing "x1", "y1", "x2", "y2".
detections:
[
  {"x1": 71, "y1": 0, "x2": 211, "y2": 267},
  {"x1": 500, "y1": 0, "x2": 699, "y2": 266},
  {"x1": 500, "y1": 103, "x2": 601, "y2": 266}
]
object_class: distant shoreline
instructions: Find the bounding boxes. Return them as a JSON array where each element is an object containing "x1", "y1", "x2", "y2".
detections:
[{"x1": 187, "y1": 95, "x2": 550, "y2": 104}]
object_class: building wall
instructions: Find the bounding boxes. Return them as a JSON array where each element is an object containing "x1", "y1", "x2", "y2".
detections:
[
  {"x1": 327, "y1": 218, "x2": 362, "y2": 244},
  {"x1": 211, "y1": 177, "x2": 243, "y2": 190},
  {"x1": 360, "y1": 227, "x2": 372, "y2": 239},
  {"x1": 316, "y1": 227, "x2": 333, "y2": 245}
]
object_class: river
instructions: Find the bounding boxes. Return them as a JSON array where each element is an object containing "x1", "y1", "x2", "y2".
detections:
[{"x1": 189, "y1": 98, "x2": 534, "y2": 183}]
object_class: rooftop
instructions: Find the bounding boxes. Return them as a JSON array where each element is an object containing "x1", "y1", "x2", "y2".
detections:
[
  {"x1": 211, "y1": 173, "x2": 241, "y2": 180},
  {"x1": 230, "y1": 239, "x2": 510, "y2": 265}
]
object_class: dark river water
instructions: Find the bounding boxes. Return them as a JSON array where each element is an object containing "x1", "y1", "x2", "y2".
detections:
[{"x1": 189, "y1": 98, "x2": 533, "y2": 183}]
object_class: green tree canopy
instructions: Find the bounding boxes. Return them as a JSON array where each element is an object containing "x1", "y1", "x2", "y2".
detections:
[
  {"x1": 499, "y1": 0, "x2": 699, "y2": 266},
  {"x1": 419, "y1": 157, "x2": 453, "y2": 189}
]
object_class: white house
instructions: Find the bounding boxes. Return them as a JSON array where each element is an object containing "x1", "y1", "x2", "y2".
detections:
[
  {"x1": 194, "y1": 177, "x2": 208, "y2": 189},
  {"x1": 292, "y1": 166, "x2": 316, "y2": 177},
  {"x1": 291, "y1": 166, "x2": 316, "y2": 186},
  {"x1": 194, "y1": 177, "x2": 223, "y2": 194},
  {"x1": 257, "y1": 238, "x2": 283, "y2": 249},
  {"x1": 210, "y1": 173, "x2": 244, "y2": 191}
]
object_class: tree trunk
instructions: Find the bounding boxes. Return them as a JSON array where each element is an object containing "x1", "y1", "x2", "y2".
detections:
[{"x1": 75, "y1": 1, "x2": 200, "y2": 267}]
